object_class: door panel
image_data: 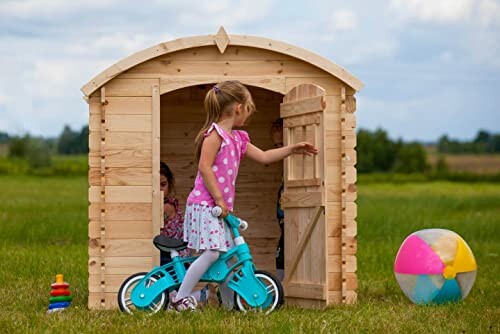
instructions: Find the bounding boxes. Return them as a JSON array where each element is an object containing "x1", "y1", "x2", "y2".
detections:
[{"x1": 280, "y1": 84, "x2": 327, "y2": 304}]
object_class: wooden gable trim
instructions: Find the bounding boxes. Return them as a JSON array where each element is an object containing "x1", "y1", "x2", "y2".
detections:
[{"x1": 81, "y1": 28, "x2": 363, "y2": 97}]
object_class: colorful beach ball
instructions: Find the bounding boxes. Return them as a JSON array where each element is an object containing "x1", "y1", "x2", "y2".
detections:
[{"x1": 394, "y1": 229, "x2": 477, "y2": 304}]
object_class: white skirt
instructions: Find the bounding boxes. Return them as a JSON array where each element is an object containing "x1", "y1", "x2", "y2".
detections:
[{"x1": 183, "y1": 203, "x2": 234, "y2": 252}]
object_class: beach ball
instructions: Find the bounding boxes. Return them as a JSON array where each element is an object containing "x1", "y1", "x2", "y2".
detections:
[{"x1": 394, "y1": 229, "x2": 477, "y2": 304}]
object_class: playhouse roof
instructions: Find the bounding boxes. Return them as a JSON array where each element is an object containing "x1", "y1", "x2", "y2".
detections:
[{"x1": 81, "y1": 27, "x2": 363, "y2": 97}]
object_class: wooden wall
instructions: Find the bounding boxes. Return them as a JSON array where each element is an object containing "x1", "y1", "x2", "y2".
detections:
[{"x1": 87, "y1": 79, "x2": 159, "y2": 309}]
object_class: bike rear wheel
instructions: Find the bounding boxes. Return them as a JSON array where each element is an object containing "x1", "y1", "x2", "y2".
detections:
[
  {"x1": 117, "y1": 272, "x2": 167, "y2": 314},
  {"x1": 234, "y1": 270, "x2": 284, "y2": 314}
]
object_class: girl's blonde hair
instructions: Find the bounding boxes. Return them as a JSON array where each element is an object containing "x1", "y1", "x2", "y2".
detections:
[{"x1": 194, "y1": 80, "x2": 255, "y2": 162}]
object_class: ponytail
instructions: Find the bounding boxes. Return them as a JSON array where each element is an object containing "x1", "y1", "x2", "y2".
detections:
[
  {"x1": 194, "y1": 81, "x2": 255, "y2": 162},
  {"x1": 194, "y1": 88, "x2": 221, "y2": 162}
]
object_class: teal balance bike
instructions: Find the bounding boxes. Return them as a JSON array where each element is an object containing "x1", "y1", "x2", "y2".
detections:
[{"x1": 117, "y1": 207, "x2": 284, "y2": 314}]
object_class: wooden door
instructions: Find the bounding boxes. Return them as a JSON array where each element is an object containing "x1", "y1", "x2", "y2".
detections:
[{"x1": 280, "y1": 84, "x2": 327, "y2": 308}]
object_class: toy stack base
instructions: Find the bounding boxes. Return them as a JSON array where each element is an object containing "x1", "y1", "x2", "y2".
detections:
[{"x1": 47, "y1": 274, "x2": 72, "y2": 313}]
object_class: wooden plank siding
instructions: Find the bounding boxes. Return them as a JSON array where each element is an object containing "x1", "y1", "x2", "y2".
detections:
[{"x1": 88, "y1": 79, "x2": 158, "y2": 309}]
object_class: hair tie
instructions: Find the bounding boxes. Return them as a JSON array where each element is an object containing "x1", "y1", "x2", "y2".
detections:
[{"x1": 213, "y1": 86, "x2": 220, "y2": 94}]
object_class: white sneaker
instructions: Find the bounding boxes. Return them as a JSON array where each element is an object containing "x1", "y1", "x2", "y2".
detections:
[{"x1": 172, "y1": 296, "x2": 198, "y2": 312}]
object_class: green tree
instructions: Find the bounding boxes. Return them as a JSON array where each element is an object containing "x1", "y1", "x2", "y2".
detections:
[
  {"x1": 8, "y1": 135, "x2": 30, "y2": 158},
  {"x1": 58, "y1": 125, "x2": 78, "y2": 154},
  {"x1": 393, "y1": 142, "x2": 429, "y2": 173},
  {"x1": 75, "y1": 125, "x2": 89, "y2": 154},
  {"x1": 357, "y1": 128, "x2": 398, "y2": 173},
  {"x1": 57, "y1": 125, "x2": 89, "y2": 155},
  {"x1": 26, "y1": 138, "x2": 52, "y2": 169}
]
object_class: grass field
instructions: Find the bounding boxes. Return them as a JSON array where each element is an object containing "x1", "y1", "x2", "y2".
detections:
[{"x1": 0, "y1": 176, "x2": 498, "y2": 333}]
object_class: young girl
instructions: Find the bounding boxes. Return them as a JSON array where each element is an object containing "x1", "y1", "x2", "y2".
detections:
[
  {"x1": 159, "y1": 161, "x2": 190, "y2": 263},
  {"x1": 171, "y1": 80, "x2": 318, "y2": 311}
]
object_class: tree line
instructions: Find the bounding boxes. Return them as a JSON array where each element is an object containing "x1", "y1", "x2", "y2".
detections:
[
  {"x1": 0, "y1": 125, "x2": 88, "y2": 168},
  {"x1": 437, "y1": 130, "x2": 500, "y2": 154},
  {"x1": 0, "y1": 125, "x2": 498, "y2": 173},
  {"x1": 356, "y1": 128, "x2": 429, "y2": 173}
]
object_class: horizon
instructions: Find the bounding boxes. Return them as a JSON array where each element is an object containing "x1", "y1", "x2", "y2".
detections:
[{"x1": 1, "y1": 0, "x2": 499, "y2": 141}]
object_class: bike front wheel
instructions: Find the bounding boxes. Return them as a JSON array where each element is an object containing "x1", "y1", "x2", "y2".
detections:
[
  {"x1": 117, "y1": 272, "x2": 167, "y2": 314},
  {"x1": 234, "y1": 270, "x2": 284, "y2": 314}
]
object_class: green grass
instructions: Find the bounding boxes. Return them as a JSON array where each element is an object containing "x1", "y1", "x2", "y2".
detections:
[
  {"x1": 0, "y1": 176, "x2": 498, "y2": 333},
  {"x1": 0, "y1": 155, "x2": 88, "y2": 176}
]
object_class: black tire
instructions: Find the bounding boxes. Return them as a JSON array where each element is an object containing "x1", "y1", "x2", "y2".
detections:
[
  {"x1": 234, "y1": 270, "x2": 284, "y2": 314},
  {"x1": 117, "y1": 272, "x2": 168, "y2": 314}
]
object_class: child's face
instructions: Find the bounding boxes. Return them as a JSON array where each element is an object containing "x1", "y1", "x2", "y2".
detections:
[
  {"x1": 271, "y1": 128, "x2": 283, "y2": 148},
  {"x1": 160, "y1": 174, "x2": 169, "y2": 197}
]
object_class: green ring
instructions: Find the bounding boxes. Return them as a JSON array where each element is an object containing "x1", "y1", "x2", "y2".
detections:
[{"x1": 49, "y1": 296, "x2": 73, "y2": 303}]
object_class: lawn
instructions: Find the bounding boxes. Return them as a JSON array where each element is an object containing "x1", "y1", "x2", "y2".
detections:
[{"x1": 0, "y1": 176, "x2": 498, "y2": 333}]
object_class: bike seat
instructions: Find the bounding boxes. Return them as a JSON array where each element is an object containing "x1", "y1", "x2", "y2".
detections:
[{"x1": 153, "y1": 235, "x2": 188, "y2": 252}]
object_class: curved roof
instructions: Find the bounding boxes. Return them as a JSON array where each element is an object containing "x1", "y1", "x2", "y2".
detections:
[{"x1": 81, "y1": 28, "x2": 363, "y2": 96}]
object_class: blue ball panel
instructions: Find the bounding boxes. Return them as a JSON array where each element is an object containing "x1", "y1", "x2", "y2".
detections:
[
  {"x1": 432, "y1": 279, "x2": 461, "y2": 304},
  {"x1": 413, "y1": 275, "x2": 440, "y2": 304}
]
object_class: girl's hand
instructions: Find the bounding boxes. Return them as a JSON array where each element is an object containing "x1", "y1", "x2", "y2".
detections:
[
  {"x1": 215, "y1": 198, "x2": 230, "y2": 218},
  {"x1": 292, "y1": 142, "x2": 318, "y2": 156}
]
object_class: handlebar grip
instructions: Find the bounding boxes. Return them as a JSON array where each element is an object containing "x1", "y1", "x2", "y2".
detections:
[
  {"x1": 239, "y1": 220, "x2": 248, "y2": 231},
  {"x1": 212, "y1": 206, "x2": 248, "y2": 230},
  {"x1": 211, "y1": 206, "x2": 223, "y2": 217}
]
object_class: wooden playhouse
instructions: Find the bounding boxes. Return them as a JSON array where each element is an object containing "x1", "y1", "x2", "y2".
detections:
[{"x1": 83, "y1": 27, "x2": 362, "y2": 310}]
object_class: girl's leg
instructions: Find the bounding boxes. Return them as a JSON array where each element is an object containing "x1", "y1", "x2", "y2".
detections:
[{"x1": 175, "y1": 250, "x2": 219, "y2": 301}]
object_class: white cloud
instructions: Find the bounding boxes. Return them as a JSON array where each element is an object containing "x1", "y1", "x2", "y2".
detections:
[
  {"x1": 0, "y1": 0, "x2": 119, "y2": 18},
  {"x1": 66, "y1": 33, "x2": 166, "y2": 58},
  {"x1": 332, "y1": 9, "x2": 358, "y2": 32},
  {"x1": 0, "y1": 93, "x2": 10, "y2": 105},
  {"x1": 478, "y1": 0, "x2": 500, "y2": 26},
  {"x1": 390, "y1": 0, "x2": 473, "y2": 23},
  {"x1": 176, "y1": 0, "x2": 274, "y2": 29}
]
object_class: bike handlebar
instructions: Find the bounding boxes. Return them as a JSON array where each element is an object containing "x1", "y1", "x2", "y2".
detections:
[{"x1": 211, "y1": 206, "x2": 248, "y2": 231}]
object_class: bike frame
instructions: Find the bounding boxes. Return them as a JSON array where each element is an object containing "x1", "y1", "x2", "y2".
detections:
[{"x1": 130, "y1": 214, "x2": 273, "y2": 309}]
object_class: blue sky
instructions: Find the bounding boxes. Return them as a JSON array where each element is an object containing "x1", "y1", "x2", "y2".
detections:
[{"x1": 0, "y1": 0, "x2": 499, "y2": 141}]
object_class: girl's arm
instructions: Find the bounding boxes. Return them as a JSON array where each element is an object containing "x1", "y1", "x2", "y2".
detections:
[
  {"x1": 198, "y1": 131, "x2": 229, "y2": 216},
  {"x1": 245, "y1": 142, "x2": 318, "y2": 165},
  {"x1": 164, "y1": 203, "x2": 175, "y2": 219}
]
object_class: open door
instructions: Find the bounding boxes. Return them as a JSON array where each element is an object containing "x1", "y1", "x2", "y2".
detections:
[{"x1": 280, "y1": 84, "x2": 327, "y2": 308}]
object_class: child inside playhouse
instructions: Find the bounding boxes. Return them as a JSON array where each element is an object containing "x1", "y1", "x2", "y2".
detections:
[{"x1": 270, "y1": 118, "x2": 285, "y2": 281}]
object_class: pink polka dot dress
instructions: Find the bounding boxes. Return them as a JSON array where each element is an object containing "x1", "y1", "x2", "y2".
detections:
[{"x1": 184, "y1": 123, "x2": 250, "y2": 252}]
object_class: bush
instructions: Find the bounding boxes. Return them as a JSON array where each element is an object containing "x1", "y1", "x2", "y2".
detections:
[
  {"x1": 393, "y1": 142, "x2": 429, "y2": 173},
  {"x1": 8, "y1": 136, "x2": 30, "y2": 158},
  {"x1": 26, "y1": 139, "x2": 52, "y2": 169},
  {"x1": 434, "y1": 155, "x2": 449, "y2": 176}
]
